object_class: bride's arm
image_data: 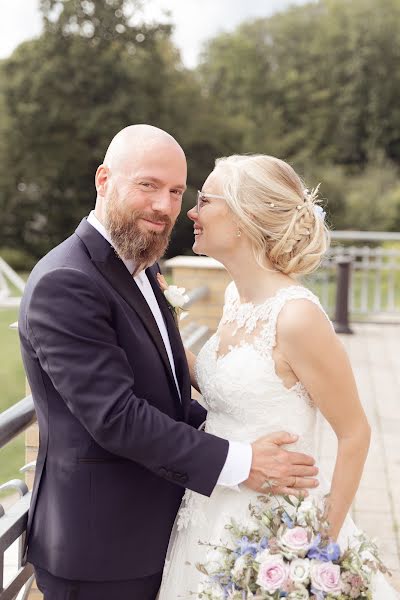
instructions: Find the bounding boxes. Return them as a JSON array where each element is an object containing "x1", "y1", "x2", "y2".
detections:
[
  {"x1": 278, "y1": 300, "x2": 371, "y2": 540},
  {"x1": 185, "y1": 348, "x2": 200, "y2": 392}
]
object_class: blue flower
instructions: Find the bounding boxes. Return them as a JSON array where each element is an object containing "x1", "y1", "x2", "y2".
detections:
[
  {"x1": 282, "y1": 512, "x2": 294, "y2": 528},
  {"x1": 259, "y1": 536, "x2": 269, "y2": 550},
  {"x1": 222, "y1": 581, "x2": 237, "y2": 599},
  {"x1": 307, "y1": 534, "x2": 341, "y2": 562},
  {"x1": 325, "y1": 541, "x2": 341, "y2": 561},
  {"x1": 235, "y1": 536, "x2": 259, "y2": 557}
]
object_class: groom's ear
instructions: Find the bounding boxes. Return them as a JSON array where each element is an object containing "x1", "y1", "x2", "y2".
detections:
[{"x1": 95, "y1": 164, "x2": 110, "y2": 197}]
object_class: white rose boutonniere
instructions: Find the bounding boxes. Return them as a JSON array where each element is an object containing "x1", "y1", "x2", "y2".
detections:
[{"x1": 157, "y1": 273, "x2": 189, "y2": 324}]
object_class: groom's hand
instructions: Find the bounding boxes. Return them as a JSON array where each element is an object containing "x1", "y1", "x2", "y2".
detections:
[{"x1": 244, "y1": 431, "x2": 319, "y2": 497}]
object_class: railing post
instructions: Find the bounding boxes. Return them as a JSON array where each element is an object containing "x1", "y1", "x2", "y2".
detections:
[{"x1": 333, "y1": 256, "x2": 353, "y2": 334}]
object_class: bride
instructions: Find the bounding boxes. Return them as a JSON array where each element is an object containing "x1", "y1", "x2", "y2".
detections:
[{"x1": 158, "y1": 154, "x2": 398, "y2": 599}]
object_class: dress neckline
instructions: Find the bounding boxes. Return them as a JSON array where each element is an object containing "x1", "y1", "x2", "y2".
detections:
[{"x1": 231, "y1": 283, "x2": 306, "y2": 310}]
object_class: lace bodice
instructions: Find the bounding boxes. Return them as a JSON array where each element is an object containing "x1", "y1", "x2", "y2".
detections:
[{"x1": 194, "y1": 283, "x2": 330, "y2": 453}]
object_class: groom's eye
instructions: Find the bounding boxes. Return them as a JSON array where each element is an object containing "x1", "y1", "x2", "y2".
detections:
[{"x1": 139, "y1": 181, "x2": 155, "y2": 190}]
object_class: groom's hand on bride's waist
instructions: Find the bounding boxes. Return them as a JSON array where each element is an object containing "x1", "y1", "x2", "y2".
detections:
[{"x1": 243, "y1": 431, "x2": 319, "y2": 497}]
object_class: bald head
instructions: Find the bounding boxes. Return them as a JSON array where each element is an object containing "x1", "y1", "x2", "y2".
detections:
[
  {"x1": 94, "y1": 124, "x2": 187, "y2": 269},
  {"x1": 103, "y1": 124, "x2": 185, "y2": 174}
]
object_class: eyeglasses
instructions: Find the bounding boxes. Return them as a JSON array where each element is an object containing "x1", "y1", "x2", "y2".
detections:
[{"x1": 196, "y1": 190, "x2": 226, "y2": 212}]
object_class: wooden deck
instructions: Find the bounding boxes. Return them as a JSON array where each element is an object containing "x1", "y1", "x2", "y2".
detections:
[{"x1": 318, "y1": 323, "x2": 400, "y2": 591}]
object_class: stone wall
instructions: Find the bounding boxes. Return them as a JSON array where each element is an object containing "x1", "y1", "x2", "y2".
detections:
[{"x1": 165, "y1": 255, "x2": 230, "y2": 332}]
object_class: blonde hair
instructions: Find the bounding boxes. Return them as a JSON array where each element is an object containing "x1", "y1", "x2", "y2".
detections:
[{"x1": 214, "y1": 154, "x2": 329, "y2": 276}]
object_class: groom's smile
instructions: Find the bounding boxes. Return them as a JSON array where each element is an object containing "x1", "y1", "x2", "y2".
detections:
[{"x1": 139, "y1": 216, "x2": 169, "y2": 233}]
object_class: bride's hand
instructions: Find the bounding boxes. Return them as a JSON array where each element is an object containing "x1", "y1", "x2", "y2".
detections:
[{"x1": 244, "y1": 431, "x2": 319, "y2": 497}]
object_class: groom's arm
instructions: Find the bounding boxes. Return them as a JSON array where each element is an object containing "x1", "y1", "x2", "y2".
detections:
[
  {"x1": 188, "y1": 399, "x2": 207, "y2": 429},
  {"x1": 25, "y1": 267, "x2": 228, "y2": 497}
]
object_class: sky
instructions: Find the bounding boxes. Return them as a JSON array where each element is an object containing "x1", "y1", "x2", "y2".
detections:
[{"x1": 0, "y1": 0, "x2": 308, "y2": 68}]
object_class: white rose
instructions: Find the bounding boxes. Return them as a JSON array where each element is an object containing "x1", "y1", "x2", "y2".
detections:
[
  {"x1": 164, "y1": 285, "x2": 189, "y2": 308},
  {"x1": 289, "y1": 558, "x2": 311, "y2": 584},
  {"x1": 205, "y1": 548, "x2": 227, "y2": 574}
]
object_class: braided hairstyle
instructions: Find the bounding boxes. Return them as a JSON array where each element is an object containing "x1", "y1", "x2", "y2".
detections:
[{"x1": 214, "y1": 154, "x2": 329, "y2": 276}]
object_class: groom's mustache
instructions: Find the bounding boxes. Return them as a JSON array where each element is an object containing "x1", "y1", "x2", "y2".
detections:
[{"x1": 133, "y1": 211, "x2": 173, "y2": 230}]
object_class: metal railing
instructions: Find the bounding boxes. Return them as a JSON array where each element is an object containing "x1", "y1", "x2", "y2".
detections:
[
  {"x1": 0, "y1": 259, "x2": 25, "y2": 309},
  {"x1": 0, "y1": 396, "x2": 36, "y2": 599},
  {"x1": 0, "y1": 398, "x2": 36, "y2": 450},
  {"x1": 307, "y1": 245, "x2": 400, "y2": 318}
]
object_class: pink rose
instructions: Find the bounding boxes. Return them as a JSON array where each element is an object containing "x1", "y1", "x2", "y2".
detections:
[
  {"x1": 311, "y1": 561, "x2": 341, "y2": 595},
  {"x1": 278, "y1": 526, "x2": 311, "y2": 558},
  {"x1": 257, "y1": 554, "x2": 289, "y2": 593}
]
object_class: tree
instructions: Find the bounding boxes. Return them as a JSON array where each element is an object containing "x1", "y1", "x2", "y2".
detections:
[
  {"x1": 198, "y1": 0, "x2": 400, "y2": 167},
  {"x1": 0, "y1": 0, "x2": 237, "y2": 258}
]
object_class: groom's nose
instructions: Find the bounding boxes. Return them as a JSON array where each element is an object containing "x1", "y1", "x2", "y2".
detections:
[{"x1": 151, "y1": 191, "x2": 174, "y2": 216}]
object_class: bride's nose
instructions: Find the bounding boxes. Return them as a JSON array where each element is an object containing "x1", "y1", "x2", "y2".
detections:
[{"x1": 187, "y1": 206, "x2": 197, "y2": 222}]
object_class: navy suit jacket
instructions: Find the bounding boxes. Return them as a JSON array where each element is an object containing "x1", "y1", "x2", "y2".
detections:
[{"x1": 18, "y1": 218, "x2": 229, "y2": 581}]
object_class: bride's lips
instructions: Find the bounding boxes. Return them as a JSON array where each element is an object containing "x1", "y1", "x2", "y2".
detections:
[{"x1": 194, "y1": 226, "x2": 203, "y2": 236}]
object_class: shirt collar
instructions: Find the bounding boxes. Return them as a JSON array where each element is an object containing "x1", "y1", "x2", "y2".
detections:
[{"x1": 87, "y1": 211, "x2": 137, "y2": 276}]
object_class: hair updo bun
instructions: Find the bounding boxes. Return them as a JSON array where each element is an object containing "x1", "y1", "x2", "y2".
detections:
[{"x1": 214, "y1": 154, "x2": 329, "y2": 276}]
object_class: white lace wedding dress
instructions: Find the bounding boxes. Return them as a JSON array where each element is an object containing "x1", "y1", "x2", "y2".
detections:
[{"x1": 158, "y1": 283, "x2": 398, "y2": 599}]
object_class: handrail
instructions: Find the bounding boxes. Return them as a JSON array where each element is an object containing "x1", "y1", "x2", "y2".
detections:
[
  {"x1": 0, "y1": 397, "x2": 36, "y2": 450},
  {"x1": 0, "y1": 493, "x2": 34, "y2": 599}
]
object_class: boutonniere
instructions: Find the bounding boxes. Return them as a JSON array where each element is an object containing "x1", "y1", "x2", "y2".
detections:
[{"x1": 157, "y1": 273, "x2": 189, "y2": 323}]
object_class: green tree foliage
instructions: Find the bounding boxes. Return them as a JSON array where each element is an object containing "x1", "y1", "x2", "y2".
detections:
[
  {"x1": 198, "y1": 0, "x2": 400, "y2": 167},
  {"x1": 0, "y1": 0, "x2": 236, "y2": 258},
  {"x1": 196, "y1": 0, "x2": 400, "y2": 232}
]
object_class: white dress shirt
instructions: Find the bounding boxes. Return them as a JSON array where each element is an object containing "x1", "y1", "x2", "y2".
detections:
[{"x1": 86, "y1": 211, "x2": 252, "y2": 487}]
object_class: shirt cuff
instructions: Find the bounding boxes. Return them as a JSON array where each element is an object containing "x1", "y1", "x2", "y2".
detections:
[{"x1": 216, "y1": 441, "x2": 252, "y2": 490}]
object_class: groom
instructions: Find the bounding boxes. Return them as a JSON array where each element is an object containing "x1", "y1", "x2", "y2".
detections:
[{"x1": 18, "y1": 125, "x2": 319, "y2": 599}]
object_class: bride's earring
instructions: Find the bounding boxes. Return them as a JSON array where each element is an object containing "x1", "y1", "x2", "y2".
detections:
[{"x1": 236, "y1": 229, "x2": 241, "y2": 238}]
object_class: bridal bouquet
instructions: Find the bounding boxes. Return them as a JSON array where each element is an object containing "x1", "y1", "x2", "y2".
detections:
[{"x1": 196, "y1": 495, "x2": 389, "y2": 600}]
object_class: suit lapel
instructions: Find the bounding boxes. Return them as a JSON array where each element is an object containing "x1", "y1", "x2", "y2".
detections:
[
  {"x1": 75, "y1": 219, "x2": 178, "y2": 395},
  {"x1": 146, "y1": 265, "x2": 192, "y2": 414}
]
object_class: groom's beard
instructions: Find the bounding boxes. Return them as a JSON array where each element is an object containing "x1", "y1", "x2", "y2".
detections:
[{"x1": 105, "y1": 187, "x2": 173, "y2": 273}]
